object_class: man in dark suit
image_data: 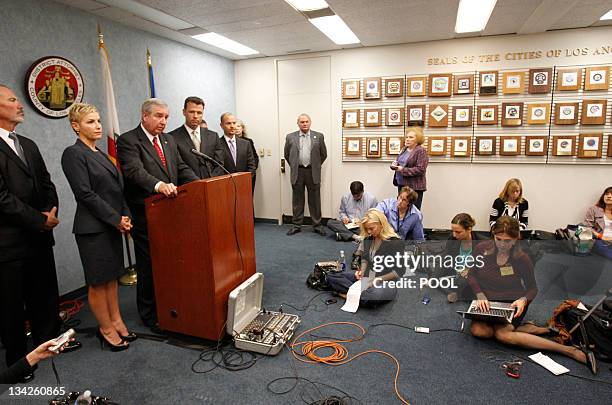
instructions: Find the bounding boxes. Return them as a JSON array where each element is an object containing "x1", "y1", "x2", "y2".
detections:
[
  {"x1": 169, "y1": 96, "x2": 224, "y2": 179},
  {"x1": 217, "y1": 112, "x2": 256, "y2": 177},
  {"x1": 116, "y1": 98, "x2": 198, "y2": 330},
  {"x1": 284, "y1": 113, "x2": 327, "y2": 236},
  {"x1": 0, "y1": 85, "x2": 62, "y2": 377}
]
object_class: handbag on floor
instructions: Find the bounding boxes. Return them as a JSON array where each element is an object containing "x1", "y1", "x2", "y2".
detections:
[{"x1": 306, "y1": 261, "x2": 339, "y2": 291}]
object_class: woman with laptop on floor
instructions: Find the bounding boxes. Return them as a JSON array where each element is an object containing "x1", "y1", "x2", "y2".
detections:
[{"x1": 467, "y1": 216, "x2": 595, "y2": 372}]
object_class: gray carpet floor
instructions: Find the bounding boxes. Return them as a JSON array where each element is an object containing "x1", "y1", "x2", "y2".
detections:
[{"x1": 1, "y1": 223, "x2": 611, "y2": 404}]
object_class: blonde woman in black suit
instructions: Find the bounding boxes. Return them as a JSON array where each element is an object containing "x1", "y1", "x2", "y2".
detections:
[{"x1": 61, "y1": 103, "x2": 133, "y2": 351}]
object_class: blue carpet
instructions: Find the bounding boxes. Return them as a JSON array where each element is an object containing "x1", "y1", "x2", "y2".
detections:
[{"x1": 1, "y1": 223, "x2": 611, "y2": 404}]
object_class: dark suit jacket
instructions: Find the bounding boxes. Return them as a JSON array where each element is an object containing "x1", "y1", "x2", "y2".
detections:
[
  {"x1": 0, "y1": 357, "x2": 36, "y2": 384},
  {"x1": 61, "y1": 139, "x2": 131, "y2": 234},
  {"x1": 218, "y1": 135, "x2": 257, "y2": 175},
  {"x1": 284, "y1": 130, "x2": 327, "y2": 185},
  {"x1": 169, "y1": 125, "x2": 224, "y2": 179},
  {"x1": 116, "y1": 125, "x2": 198, "y2": 207},
  {"x1": 0, "y1": 133, "x2": 58, "y2": 262}
]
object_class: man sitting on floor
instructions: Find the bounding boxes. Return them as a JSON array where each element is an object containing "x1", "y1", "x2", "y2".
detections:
[{"x1": 327, "y1": 181, "x2": 378, "y2": 242}]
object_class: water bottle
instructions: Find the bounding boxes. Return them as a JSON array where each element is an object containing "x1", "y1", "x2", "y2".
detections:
[
  {"x1": 75, "y1": 390, "x2": 92, "y2": 405},
  {"x1": 339, "y1": 250, "x2": 346, "y2": 272}
]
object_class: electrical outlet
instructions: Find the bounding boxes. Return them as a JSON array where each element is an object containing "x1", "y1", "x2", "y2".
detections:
[
  {"x1": 258, "y1": 148, "x2": 265, "y2": 157},
  {"x1": 266, "y1": 149, "x2": 272, "y2": 156}
]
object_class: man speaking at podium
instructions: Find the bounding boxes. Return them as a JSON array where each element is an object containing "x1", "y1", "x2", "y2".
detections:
[{"x1": 117, "y1": 98, "x2": 198, "y2": 331}]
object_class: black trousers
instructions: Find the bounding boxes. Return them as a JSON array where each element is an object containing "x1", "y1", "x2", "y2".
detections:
[
  {"x1": 129, "y1": 205, "x2": 157, "y2": 327},
  {"x1": 292, "y1": 166, "x2": 322, "y2": 227},
  {"x1": 0, "y1": 248, "x2": 60, "y2": 366}
]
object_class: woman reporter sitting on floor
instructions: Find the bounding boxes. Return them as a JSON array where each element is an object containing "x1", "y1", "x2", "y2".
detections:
[
  {"x1": 489, "y1": 178, "x2": 529, "y2": 230},
  {"x1": 327, "y1": 209, "x2": 402, "y2": 307},
  {"x1": 440, "y1": 213, "x2": 481, "y2": 303},
  {"x1": 585, "y1": 186, "x2": 612, "y2": 259},
  {"x1": 61, "y1": 103, "x2": 134, "y2": 352},
  {"x1": 376, "y1": 186, "x2": 425, "y2": 241},
  {"x1": 468, "y1": 216, "x2": 594, "y2": 372}
]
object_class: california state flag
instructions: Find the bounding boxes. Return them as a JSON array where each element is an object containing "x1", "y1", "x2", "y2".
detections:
[{"x1": 98, "y1": 29, "x2": 120, "y2": 165}]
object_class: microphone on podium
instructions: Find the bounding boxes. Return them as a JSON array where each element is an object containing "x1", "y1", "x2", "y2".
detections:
[{"x1": 191, "y1": 149, "x2": 230, "y2": 175}]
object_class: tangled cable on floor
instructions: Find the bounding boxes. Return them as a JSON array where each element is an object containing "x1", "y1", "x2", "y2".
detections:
[{"x1": 289, "y1": 322, "x2": 410, "y2": 405}]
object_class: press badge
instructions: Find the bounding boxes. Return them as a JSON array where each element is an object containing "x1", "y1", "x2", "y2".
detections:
[{"x1": 500, "y1": 265, "x2": 514, "y2": 276}]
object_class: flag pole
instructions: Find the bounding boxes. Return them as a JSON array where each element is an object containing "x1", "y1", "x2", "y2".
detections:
[{"x1": 99, "y1": 26, "x2": 137, "y2": 286}]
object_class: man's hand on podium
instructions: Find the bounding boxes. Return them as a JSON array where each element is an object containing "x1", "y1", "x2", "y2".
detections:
[{"x1": 158, "y1": 182, "x2": 178, "y2": 197}]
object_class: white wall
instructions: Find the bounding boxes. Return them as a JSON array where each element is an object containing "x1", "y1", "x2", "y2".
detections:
[{"x1": 236, "y1": 27, "x2": 612, "y2": 231}]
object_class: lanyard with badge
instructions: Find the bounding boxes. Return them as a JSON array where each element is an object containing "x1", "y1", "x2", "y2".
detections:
[{"x1": 499, "y1": 263, "x2": 515, "y2": 276}]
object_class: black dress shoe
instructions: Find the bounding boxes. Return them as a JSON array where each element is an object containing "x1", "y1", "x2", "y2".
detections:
[
  {"x1": 120, "y1": 332, "x2": 138, "y2": 342},
  {"x1": 286, "y1": 227, "x2": 301, "y2": 235},
  {"x1": 314, "y1": 227, "x2": 326, "y2": 236},
  {"x1": 62, "y1": 340, "x2": 82, "y2": 353},
  {"x1": 149, "y1": 323, "x2": 164, "y2": 335},
  {"x1": 20, "y1": 372, "x2": 35, "y2": 383}
]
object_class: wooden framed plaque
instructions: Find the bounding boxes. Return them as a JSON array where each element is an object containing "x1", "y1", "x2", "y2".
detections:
[
  {"x1": 578, "y1": 133, "x2": 603, "y2": 158},
  {"x1": 407, "y1": 76, "x2": 427, "y2": 96},
  {"x1": 345, "y1": 137, "x2": 362, "y2": 155},
  {"x1": 477, "y1": 105, "x2": 498, "y2": 125},
  {"x1": 363, "y1": 77, "x2": 381, "y2": 99},
  {"x1": 386, "y1": 108, "x2": 404, "y2": 126},
  {"x1": 428, "y1": 104, "x2": 448, "y2": 127},
  {"x1": 452, "y1": 106, "x2": 473, "y2": 127},
  {"x1": 386, "y1": 136, "x2": 403, "y2": 155},
  {"x1": 453, "y1": 74, "x2": 474, "y2": 95},
  {"x1": 500, "y1": 136, "x2": 521, "y2": 156},
  {"x1": 528, "y1": 68, "x2": 552, "y2": 94},
  {"x1": 364, "y1": 109, "x2": 382, "y2": 127},
  {"x1": 608, "y1": 135, "x2": 612, "y2": 157},
  {"x1": 479, "y1": 71, "x2": 498, "y2": 95},
  {"x1": 342, "y1": 109, "x2": 360, "y2": 128},
  {"x1": 552, "y1": 136, "x2": 575, "y2": 156},
  {"x1": 342, "y1": 80, "x2": 360, "y2": 99},
  {"x1": 554, "y1": 102, "x2": 579, "y2": 125},
  {"x1": 427, "y1": 136, "x2": 447, "y2": 156},
  {"x1": 384, "y1": 77, "x2": 404, "y2": 97},
  {"x1": 428, "y1": 73, "x2": 452, "y2": 97},
  {"x1": 527, "y1": 104, "x2": 550, "y2": 125},
  {"x1": 584, "y1": 67, "x2": 610, "y2": 91},
  {"x1": 366, "y1": 137, "x2": 382, "y2": 158},
  {"x1": 525, "y1": 136, "x2": 548, "y2": 156},
  {"x1": 475, "y1": 136, "x2": 496, "y2": 155},
  {"x1": 451, "y1": 137, "x2": 471, "y2": 157},
  {"x1": 556, "y1": 68, "x2": 581, "y2": 91},
  {"x1": 581, "y1": 100, "x2": 607, "y2": 125},
  {"x1": 502, "y1": 71, "x2": 524, "y2": 94},
  {"x1": 501, "y1": 102, "x2": 523, "y2": 127},
  {"x1": 406, "y1": 105, "x2": 425, "y2": 126}
]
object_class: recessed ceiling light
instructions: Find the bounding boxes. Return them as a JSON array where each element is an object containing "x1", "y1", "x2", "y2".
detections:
[
  {"x1": 455, "y1": 0, "x2": 497, "y2": 33},
  {"x1": 600, "y1": 9, "x2": 612, "y2": 20},
  {"x1": 309, "y1": 15, "x2": 360, "y2": 45},
  {"x1": 284, "y1": 0, "x2": 329, "y2": 12},
  {"x1": 191, "y1": 33, "x2": 259, "y2": 56}
]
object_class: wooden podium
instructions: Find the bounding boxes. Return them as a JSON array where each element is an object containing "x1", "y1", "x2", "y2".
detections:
[{"x1": 145, "y1": 173, "x2": 256, "y2": 340}]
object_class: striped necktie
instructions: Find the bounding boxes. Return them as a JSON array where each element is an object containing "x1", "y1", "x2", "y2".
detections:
[{"x1": 8, "y1": 132, "x2": 27, "y2": 165}]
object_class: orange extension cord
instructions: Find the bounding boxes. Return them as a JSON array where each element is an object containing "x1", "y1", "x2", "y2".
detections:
[{"x1": 289, "y1": 322, "x2": 410, "y2": 405}]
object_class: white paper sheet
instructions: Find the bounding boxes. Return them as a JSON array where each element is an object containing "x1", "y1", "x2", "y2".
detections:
[
  {"x1": 341, "y1": 280, "x2": 363, "y2": 313},
  {"x1": 528, "y1": 352, "x2": 570, "y2": 375}
]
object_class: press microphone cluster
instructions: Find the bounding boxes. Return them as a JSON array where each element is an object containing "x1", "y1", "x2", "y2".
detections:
[{"x1": 190, "y1": 149, "x2": 230, "y2": 175}]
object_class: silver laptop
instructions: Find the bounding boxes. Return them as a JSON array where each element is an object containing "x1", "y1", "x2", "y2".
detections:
[{"x1": 456, "y1": 300, "x2": 516, "y2": 324}]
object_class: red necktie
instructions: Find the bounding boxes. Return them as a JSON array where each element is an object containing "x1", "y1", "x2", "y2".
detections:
[{"x1": 152, "y1": 136, "x2": 167, "y2": 168}]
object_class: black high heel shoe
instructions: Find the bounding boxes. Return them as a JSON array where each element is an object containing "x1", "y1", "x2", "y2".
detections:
[
  {"x1": 96, "y1": 330, "x2": 129, "y2": 352},
  {"x1": 119, "y1": 332, "x2": 138, "y2": 342}
]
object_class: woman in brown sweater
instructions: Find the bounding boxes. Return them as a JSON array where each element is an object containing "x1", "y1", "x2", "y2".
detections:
[{"x1": 468, "y1": 216, "x2": 595, "y2": 373}]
